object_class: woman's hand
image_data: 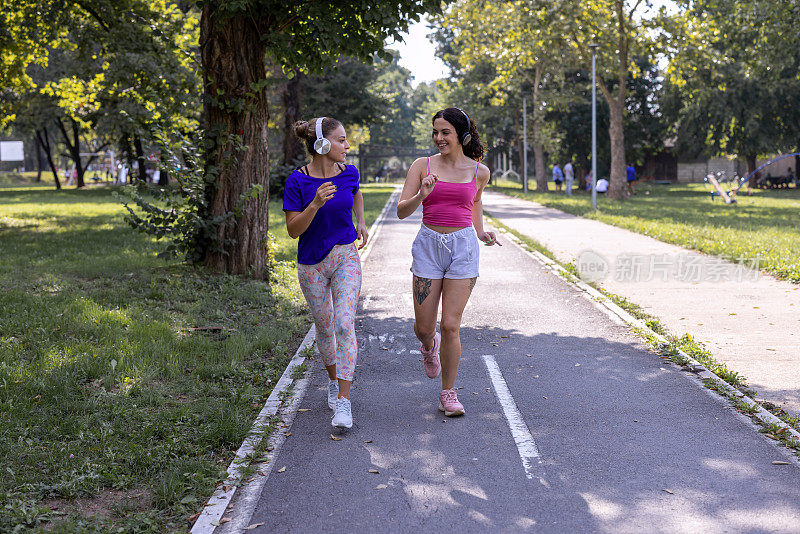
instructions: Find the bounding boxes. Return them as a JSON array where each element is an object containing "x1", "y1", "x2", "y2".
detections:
[
  {"x1": 419, "y1": 173, "x2": 438, "y2": 198},
  {"x1": 478, "y1": 230, "x2": 501, "y2": 246},
  {"x1": 356, "y1": 222, "x2": 369, "y2": 250},
  {"x1": 312, "y1": 182, "x2": 337, "y2": 208}
]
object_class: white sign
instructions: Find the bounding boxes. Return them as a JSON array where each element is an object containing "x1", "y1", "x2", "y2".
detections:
[{"x1": 0, "y1": 141, "x2": 24, "y2": 161}]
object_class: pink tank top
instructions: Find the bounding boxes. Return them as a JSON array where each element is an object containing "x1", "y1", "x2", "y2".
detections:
[{"x1": 422, "y1": 157, "x2": 479, "y2": 227}]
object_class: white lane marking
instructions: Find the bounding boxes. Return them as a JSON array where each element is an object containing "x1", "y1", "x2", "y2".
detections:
[{"x1": 482, "y1": 354, "x2": 542, "y2": 479}]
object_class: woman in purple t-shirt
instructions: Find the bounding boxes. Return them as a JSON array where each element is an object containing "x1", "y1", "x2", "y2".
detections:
[{"x1": 283, "y1": 116, "x2": 368, "y2": 429}]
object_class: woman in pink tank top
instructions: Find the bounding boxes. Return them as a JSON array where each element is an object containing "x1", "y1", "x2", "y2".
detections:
[{"x1": 397, "y1": 107, "x2": 500, "y2": 417}]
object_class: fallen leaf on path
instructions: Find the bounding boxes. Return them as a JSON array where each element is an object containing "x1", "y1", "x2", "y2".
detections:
[
  {"x1": 298, "y1": 408, "x2": 311, "y2": 412},
  {"x1": 220, "y1": 517, "x2": 232, "y2": 524},
  {"x1": 375, "y1": 484, "x2": 388, "y2": 489},
  {"x1": 368, "y1": 469, "x2": 379, "y2": 474},
  {"x1": 330, "y1": 434, "x2": 342, "y2": 441},
  {"x1": 277, "y1": 466, "x2": 286, "y2": 473},
  {"x1": 772, "y1": 461, "x2": 790, "y2": 465},
  {"x1": 244, "y1": 523, "x2": 265, "y2": 530},
  {"x1": 284, "y1": 432, "x2": 292, "y2": 437},
  {"x1": 363, "y1": 440, "x2": 373, "y2": 443},
  {"x1": 662, "y1": 489, "x2": 674, "y2": 494}
]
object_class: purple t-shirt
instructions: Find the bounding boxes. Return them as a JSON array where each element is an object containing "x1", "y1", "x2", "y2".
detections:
[{"x1": 282, "y1": 164, "x2": 360, "y2": 265}]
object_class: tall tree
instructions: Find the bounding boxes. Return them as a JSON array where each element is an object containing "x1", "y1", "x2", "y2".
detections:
[
  {"x1": 663, "y1": 0, "x2": 800, "y2": 182},
  {"x1": 436, "y1": 0, "x2": 571, "y2": 191},
  {"x1": 549, "y1": 0, "x2": 658, "y2": 198},
  {"x1": 197, "y1": 1, "x2": 442, "y2": 278}
]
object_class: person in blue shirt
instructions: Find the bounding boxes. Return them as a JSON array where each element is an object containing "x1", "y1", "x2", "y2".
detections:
[
  {"x1": 626, "y1": 164, "x2": 636, "y2": 195},
  {"x1": 283, "y1": 116, "x2": 368, "y2": 429},
  {"x1": 552, "y1": 163, "x2": 564, "y2": 192}
]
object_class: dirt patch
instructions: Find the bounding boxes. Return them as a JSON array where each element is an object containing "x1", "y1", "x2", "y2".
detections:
[{"x1": 43, "y1": 486, "x2": 152, "y2": 520}]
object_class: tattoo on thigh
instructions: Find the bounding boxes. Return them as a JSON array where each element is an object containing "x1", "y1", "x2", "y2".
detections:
[
  {"x1": 414, "y1": 276, "x2": 432, "y2": 305},
  {"x1": 469, "y1": 277, "x2": 477, "y2": 292}
]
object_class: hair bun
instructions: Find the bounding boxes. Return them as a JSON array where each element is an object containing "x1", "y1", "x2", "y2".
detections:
[{"x1": 293, "y1": 120, "x2": 310, "y2": 138}]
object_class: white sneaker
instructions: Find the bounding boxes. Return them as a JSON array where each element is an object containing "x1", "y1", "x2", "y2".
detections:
[
  {"x1": 331, "y1": 397, "x2": 353, "y2": 429},
  {"x1": 327, "y1": 379, "x2": 339, "y2": 410}
]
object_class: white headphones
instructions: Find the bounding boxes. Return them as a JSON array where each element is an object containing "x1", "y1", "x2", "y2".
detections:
[
  {"x1": 313, "y1": 117, "x2": 331, "y2": 155},
  {"x1": 455, "y1": 108, "x2": 472, "y2": 145}
]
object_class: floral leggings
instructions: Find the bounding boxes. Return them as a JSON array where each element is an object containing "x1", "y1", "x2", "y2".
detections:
[{"x1": 297, "y1": 243, "x2": 362, "y2": 381}]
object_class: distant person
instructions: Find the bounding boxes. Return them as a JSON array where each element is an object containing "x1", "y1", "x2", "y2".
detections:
[
  {"x1": 552, "y1": 163, "x2": 563, "y2": 192},
  {"x1": 626, "y1": 164, "x2": 636, "y2": 195},
  {"x1": 397, "y1": 107, "x2": 499, "y2": 418},
  {"x1": 596, "y1": 177, "x2": 609, "y2": 193},
  {"x1": 584, "y1": 170, "x2": 593, "y2": 191},
  {"x1": 563, "y1": 161, "x2": 574, "y2": 196},
  {"x1": 283, "y1": 116, "x2": 368, "y2": 429}
]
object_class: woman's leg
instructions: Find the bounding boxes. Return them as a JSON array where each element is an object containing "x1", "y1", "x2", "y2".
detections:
[
  {"x1": 439, "y1": 277, "x2": 475, "y2": 390},
  {"x1": 412, "y1": 275, "x2": 443, "y2": 350},
  {"x1": 297, "y1": 265, "x2": 336, "y2": 379},
  {"x1": 329, "y1": 246, "x2": 363, "y2": 398}
]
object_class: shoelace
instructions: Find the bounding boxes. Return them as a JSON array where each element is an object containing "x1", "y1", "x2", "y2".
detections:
[
  {"x1": 337, "y1": 399, "x2": 351, "y2": 416},
  {"x1": 421, "y1": 337, "x2": 437, "y2": 359},
  {"x1": 441, "y1": 389, "x2": 457, "y2": 403}
]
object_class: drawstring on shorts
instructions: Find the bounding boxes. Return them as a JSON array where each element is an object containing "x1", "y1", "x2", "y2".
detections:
[{"x1": 437, "y1": 232, "x2": 453, "y2": 253}]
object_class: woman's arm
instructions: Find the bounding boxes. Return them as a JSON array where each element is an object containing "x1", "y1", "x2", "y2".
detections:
[
  {"x1": 353, "y1": 189, "x2": 369, "y2": 249},
  {"x1": 397, "y1": 158, "x2": 436, "y2": 219},
  {"x1": 285, "y1": 181, "x2": 336, "y2": 238},
  {"x1": 472, "y1": 165, "x2": 500, "y2": 246}
]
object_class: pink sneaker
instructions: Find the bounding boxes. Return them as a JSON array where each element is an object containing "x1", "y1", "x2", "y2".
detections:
[
  {"x1": 438, "y1": 388, "x2": 465, "y2": 417},
  {"x1": 420, "y1": 332, "x2": 441, "y2": 378}
]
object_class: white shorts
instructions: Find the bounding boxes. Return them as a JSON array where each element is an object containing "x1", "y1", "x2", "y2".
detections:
[{"x1": 410, "y1": 224, "x2": 480, "y2": 280}]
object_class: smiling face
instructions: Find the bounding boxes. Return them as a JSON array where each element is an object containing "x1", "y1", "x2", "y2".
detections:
[
  {"x1": 432, "y1": 117, "x2": 463, "y2": 156},
  {"x1": 322, "y1": 124, "x2": 350, "y2": 163}
]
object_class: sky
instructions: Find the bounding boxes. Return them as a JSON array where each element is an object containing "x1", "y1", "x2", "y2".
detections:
[{"x1": 387, "y1": 16, "x2": 450, "y2": 87}]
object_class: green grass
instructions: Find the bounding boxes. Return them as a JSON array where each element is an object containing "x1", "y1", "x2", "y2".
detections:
[
  {"x1": 489, "y1": 180, "x2": 800, "y2": 282},
  {"x1": 0, "y1": 183, "x2": 393, "y2": 531}
]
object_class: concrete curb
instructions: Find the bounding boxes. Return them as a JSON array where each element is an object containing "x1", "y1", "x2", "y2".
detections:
[
  {"x1": 192, "y1": 186, "x2": 401, "y2": 533},
  {"x1": 190, "y1": 327, "x2": 316, "y2": 533},
  {"x1": 493, "y1": 223, "x2": 800, "y2": 450}
]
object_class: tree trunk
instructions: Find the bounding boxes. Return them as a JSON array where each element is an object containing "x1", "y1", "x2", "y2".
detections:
[
  {"x1": 746, "y1": 153, "x2": 758, "y2": 188},
  {"x1": 200, "y1": 7, "x2": 270, "y2": 278},
  {"x1": 34, "y1": 135, "x2": 42, "y2": 182},
  {"x1": 56, "y1": 118, "x2": 85, "y2": 188},
  {"x1": 605, "y1": 0, "x2": 629, "y2": 200},
  {"x1": 531, "y1": 65, "x2": 547, "y2": 192},
  {"x1": 35, "y1": 129, "x2": 61, "y2": 190},
  {"x1": 133, "y1": 136, "x2": 148, "y2": 182},
  {"x1": 606, "y1": 97, "x2": 626, "y2": 199},
  {"x1": 281, "y1": 71, "x2": 305, "y2": 167}
]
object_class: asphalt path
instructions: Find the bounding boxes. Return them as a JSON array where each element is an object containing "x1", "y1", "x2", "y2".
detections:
[{"x1": 234, "y1": 197, "x2": 800, "y2": 533}]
